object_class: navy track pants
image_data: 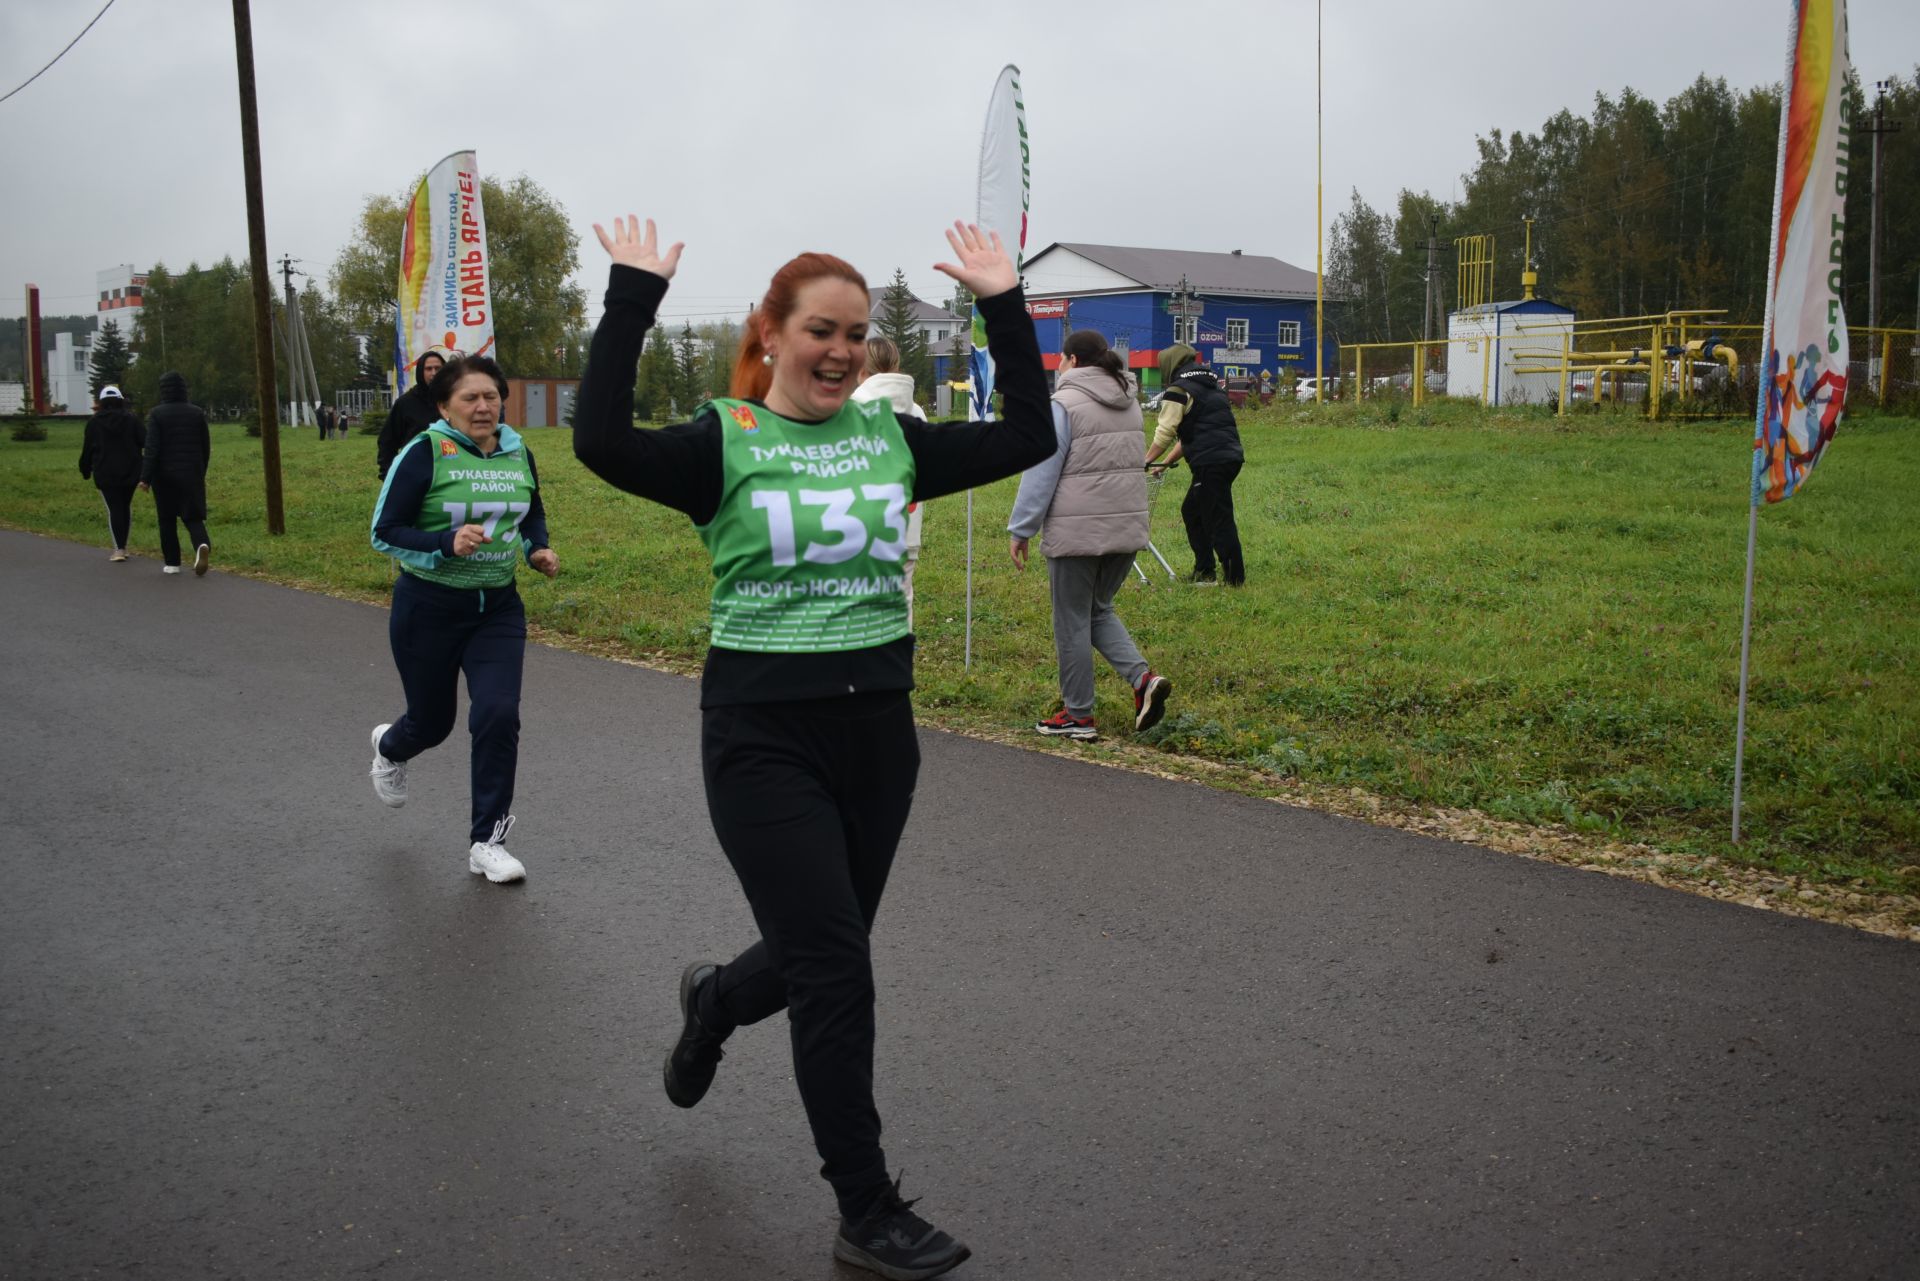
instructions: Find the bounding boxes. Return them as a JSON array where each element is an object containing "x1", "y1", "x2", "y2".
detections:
[{"x1": 378, "y1": 572, "x2": 525, "y2": 844}]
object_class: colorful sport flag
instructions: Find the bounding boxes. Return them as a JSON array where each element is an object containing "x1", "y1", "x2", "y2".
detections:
[
  {"x1": 395, "y1": 151, "x2": 495, "y2": 395},
  {"x1": 1752, "y1": 0, "x2": 1850, "y2": 504},
  {"x1": 969, "y1": 65, "x2": 1030, "y2": 422}
]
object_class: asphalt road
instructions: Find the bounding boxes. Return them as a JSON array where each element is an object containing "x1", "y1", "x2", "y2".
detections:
[{"x1": 3, "y1": 528, "x2": 1916, "y2": 1281}]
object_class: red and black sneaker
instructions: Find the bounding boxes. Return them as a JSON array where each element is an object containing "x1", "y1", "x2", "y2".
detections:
[
  {"x1": 1133, "y1": 672, "x2": 1172, "y2": 732},
  {"x1": 1035, "y1": 710, "x2": 1097, "y2": 740}
]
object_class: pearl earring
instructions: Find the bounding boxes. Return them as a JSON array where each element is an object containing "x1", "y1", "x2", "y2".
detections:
[{"x1": 762, "y1": 353, "x2": 774, "y2": 366}]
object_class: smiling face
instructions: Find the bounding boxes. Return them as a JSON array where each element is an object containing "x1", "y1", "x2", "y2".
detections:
[
  {"x1": 763, "y1": 278, "x2": 870, "y2": 420},
  {"x1": 440, "y1": 371, "x2": 502, "y2": 443}
]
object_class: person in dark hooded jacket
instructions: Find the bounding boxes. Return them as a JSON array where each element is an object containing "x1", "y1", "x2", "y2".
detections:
[
  {"x1": 79, "y1": 384, "x2": 145, "y2": 562},
  {"x1": 1144, "y1": 343, "x2": 1246, "y2": 585},
  {"x1": 140, "y1": 371, "x2": 213, "y2": 576},
  {"x1": 377, "y1": 349, "x2": 448, "y2": 480}
]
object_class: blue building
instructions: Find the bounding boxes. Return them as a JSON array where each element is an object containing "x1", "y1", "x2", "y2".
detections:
[{"x1": 1019, "y1": 242, "x2": 1341, "y2": 390}]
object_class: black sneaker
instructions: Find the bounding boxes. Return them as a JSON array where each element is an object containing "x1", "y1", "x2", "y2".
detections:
[
  {"x1": 1187, "y1": 568, "x2": 1219, "y2": 586},
  {"x1": 662, "y1": 961, "x2": 726, "y2": 1108},
  {"x1": 833, "y1": 1179, "x2": 970, "y2": 1280}
]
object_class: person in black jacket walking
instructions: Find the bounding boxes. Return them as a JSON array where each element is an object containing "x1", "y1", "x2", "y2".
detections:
[
  {"x1": 140, "y1": 371, "x2": 213, "y2": 576},
  {"x1": 574, "y1": 216, "x2": 1051, "y2": 1281},
  {"x1": 80, "y1": 385, "x2": 145, "y2": 562},
  {"x1": 1145, "y1": 343, "x2": 1247, "y2": 585},
  {"x1": 377, "y1": 349, "x2": 447, "y2": 480}
]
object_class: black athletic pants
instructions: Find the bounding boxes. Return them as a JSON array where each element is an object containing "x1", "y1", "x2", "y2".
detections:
[
  {"x1": 1182, "y1": 460, "x2": 1245, "y2": 584},
  {"x1": 97, "y1": 484, "x2": 135, "y2": 551},
  {"x1": 379, "y1": 573, "x2": 526, "y2": 844},
  {"x1": 152, "y1": 477, "x2": 210, "y2": 568},
  {"x1": 695, "y1": 690, "x2": 920, "y2": 1222}
]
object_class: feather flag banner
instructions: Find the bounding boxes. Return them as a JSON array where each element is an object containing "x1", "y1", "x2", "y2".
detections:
[
  {"x1": 963, "y1": 65, "x2": 1030, "y2": 670},
  {"x1": 968, "y1": 66, "x2": 1030, "y2": 423},
  {"x1": 395, "y1": 151, "x2": 495, "y2": 395},
  {"x1": 1732, "y1": 0, "x2": 1850, "y2": 843},
  {"x1": 1752, "y1": 0, "x2": 1850, "y2": 504}
]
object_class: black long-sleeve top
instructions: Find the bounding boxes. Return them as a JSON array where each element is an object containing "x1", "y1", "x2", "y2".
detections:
[{"x1": 574, "y1": 264, "x2": 1054, "y2": 707}]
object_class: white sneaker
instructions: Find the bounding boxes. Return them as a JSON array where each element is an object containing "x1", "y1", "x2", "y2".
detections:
[
  {"x1": 109, "y1": 549, "x2": 128, "y2": 562},
  {"x1": 468, "y1": 816, "x2": 526, "y2": 883},
  {"x1": 369, "y1": 723, "x2": 407, "y2": 807},
  {"x1": 193, "y1": 544, "x2": 210, "y2": 577},
  {"x1": 162, "y1": 565, "x2": 182, "y2": 575}
]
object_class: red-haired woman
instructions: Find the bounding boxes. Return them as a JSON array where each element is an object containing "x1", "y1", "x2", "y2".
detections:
[{"x1": 574, "y1": 217, "x2": 1051, "y2": 1280}]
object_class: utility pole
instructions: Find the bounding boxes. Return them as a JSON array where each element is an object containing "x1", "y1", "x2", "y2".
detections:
[
  {"x1": 1862, "y1": 82, "x2": 1902, "y2": 396},
  {"x1": 231, "y1": 0, "x2": 284, "y2": 535},
  {"x1": 280, "y1": 255, "x2": 305, "y2": 428},
  {"x1": 1423, "y1": 215, "x2": 1440, "y2": 343}
]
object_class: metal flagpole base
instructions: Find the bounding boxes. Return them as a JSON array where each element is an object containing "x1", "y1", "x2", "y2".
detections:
[{"x1": 1731, "y1": 499, "x2": 1760, "y2": 843}]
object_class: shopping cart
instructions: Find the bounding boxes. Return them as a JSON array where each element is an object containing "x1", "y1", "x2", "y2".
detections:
[{"x1": 1134, "y1": 461, "x2": 1179, "y2": 582}]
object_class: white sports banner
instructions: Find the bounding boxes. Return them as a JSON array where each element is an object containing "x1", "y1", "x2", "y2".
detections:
[
  {"x1": 969, "y1": 66, "x2": 1030, "y2": 422},
  {"x1": 395, "y1": 150, "x2": 495, "y2": 394}
]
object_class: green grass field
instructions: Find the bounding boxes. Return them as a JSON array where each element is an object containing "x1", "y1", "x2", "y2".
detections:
[{"x1": 6, "y1": 402, "x2": 1915, "y2": 894}]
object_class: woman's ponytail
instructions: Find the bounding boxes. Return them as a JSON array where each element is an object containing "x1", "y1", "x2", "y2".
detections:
[{"x1": 731, "y1": 311, "x2": 772, "y2": 400}]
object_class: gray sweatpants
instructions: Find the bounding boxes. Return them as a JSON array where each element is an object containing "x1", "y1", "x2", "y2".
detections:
[{"x1": 1047, "y1": 552, "x2": 1150, "y2": 718}]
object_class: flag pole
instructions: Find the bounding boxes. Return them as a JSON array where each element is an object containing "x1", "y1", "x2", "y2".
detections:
[
  {"x1": 1731, "y1": 499, "x2": 1760, "y2": 842},
  {"x1": 1314, "y1": 0, "x2": 1324, "y2": 404},
  {"x1": 1732, "y1": 0, "x2": 1806, "y2": 844},
  {"x1": 964, "y1": 490, "x2": 974, "y2": 670}
]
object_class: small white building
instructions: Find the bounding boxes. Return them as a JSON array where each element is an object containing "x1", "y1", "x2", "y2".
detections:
[
  {"x1": 1446, "y1": 298, "x2": 1576, "y2": 405},
  {"x1": 46, "y1": 331, "x2": 94, "y2": 414},
  {"x1": 97, "y1": 265, "x2": 148, "y2": 333}
]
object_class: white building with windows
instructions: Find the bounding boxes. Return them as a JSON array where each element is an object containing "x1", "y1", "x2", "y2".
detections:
[
  {"x1": 46, "y1": 331, "x2": 94, "y2": 414},
  {"x1": 97, "y1": 264, "x2": 148, "y2": 334}
]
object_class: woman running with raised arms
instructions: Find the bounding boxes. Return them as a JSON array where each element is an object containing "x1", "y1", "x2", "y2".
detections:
[{"x1": 573, "y1": 216, "x2": 1052, "y2": 1280}]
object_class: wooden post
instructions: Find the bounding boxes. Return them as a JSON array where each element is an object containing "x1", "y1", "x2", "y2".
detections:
[{"x1": 231, "y1": 0, "x2": 285, "y2": 535}]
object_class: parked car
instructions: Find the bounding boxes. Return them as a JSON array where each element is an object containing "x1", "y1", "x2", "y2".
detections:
[{"x1": 1294, "y1": 376, "x2": 1342, "y2": 401}]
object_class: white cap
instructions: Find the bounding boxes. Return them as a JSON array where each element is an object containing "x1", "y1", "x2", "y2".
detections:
[{"x1": 99, "y1": 384, "x2": 125, "y2": 400}]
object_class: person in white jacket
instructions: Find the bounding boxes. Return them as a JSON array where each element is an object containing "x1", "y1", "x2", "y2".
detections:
[{"x1": 850, "y1": 337, "x2": 928, "y2": 622}]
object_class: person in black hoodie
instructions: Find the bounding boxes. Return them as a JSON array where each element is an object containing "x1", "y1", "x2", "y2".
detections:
[
  {"x1": 140, "y1": 371, "x2": 213, "y2": 576},
  {"x1": 377, "y1": 348, "x2": 447, "y2": 480},
  {"x1": 1145, "y1": 343, "x2": 1247, "y2": 585},
  {"x1": 80, "y1": 385, "x2": 146, "y2": 562}
]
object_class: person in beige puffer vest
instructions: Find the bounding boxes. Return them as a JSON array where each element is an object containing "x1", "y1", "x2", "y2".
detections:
[{"x1": 1008, "y1": 329, "x2": 1172, "y2": 740}]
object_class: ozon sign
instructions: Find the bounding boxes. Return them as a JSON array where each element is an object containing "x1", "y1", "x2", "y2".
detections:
[{"x1": 1025, "y1": 298, "x2": 1068, "y2": 318}]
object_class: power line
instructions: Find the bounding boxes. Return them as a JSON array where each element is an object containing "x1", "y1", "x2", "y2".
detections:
[{"x1": 0, "y1": 0, "x2": 119, "y2": 106}]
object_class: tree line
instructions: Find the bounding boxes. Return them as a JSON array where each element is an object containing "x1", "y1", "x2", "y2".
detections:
[{"x1": 1327, "y1": 70, "x2": 1920, "y2": 346}]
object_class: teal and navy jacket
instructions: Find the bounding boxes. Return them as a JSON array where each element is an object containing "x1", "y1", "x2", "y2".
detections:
[{"x1": 371, "y1": 421, "x2": 550, "y2": 587}]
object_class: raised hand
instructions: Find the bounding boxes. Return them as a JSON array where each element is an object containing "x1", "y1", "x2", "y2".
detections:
[
  {"x1": 933, "y1": 221, "x2": 1018, "y2": 299},
  {"x1": 592, "y1": 215, "x2": 684, "y2": 281}
]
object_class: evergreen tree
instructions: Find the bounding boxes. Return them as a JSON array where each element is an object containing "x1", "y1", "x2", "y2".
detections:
[
  {"x1": 876, "y1": 270, "x2": 932, "y2": 391},
  {"x1": 674, "y1": 322, "x2": 704, "y2": 416},
  {"x1": 635, "y1": 326, "x2": 679, "y2": 421},
  {"x1": 87, "y1": 319, "x2": 132, "y2": 397}
]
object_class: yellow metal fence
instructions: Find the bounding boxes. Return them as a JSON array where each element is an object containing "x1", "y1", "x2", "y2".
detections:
[{"x1": 1338, "y1": 317, "x2": 1920, "y2": 418}]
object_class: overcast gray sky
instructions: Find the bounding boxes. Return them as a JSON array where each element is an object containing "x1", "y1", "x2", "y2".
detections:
[{"x1": 3, "y1": 0, "x2": 1916, "y2": 331}]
